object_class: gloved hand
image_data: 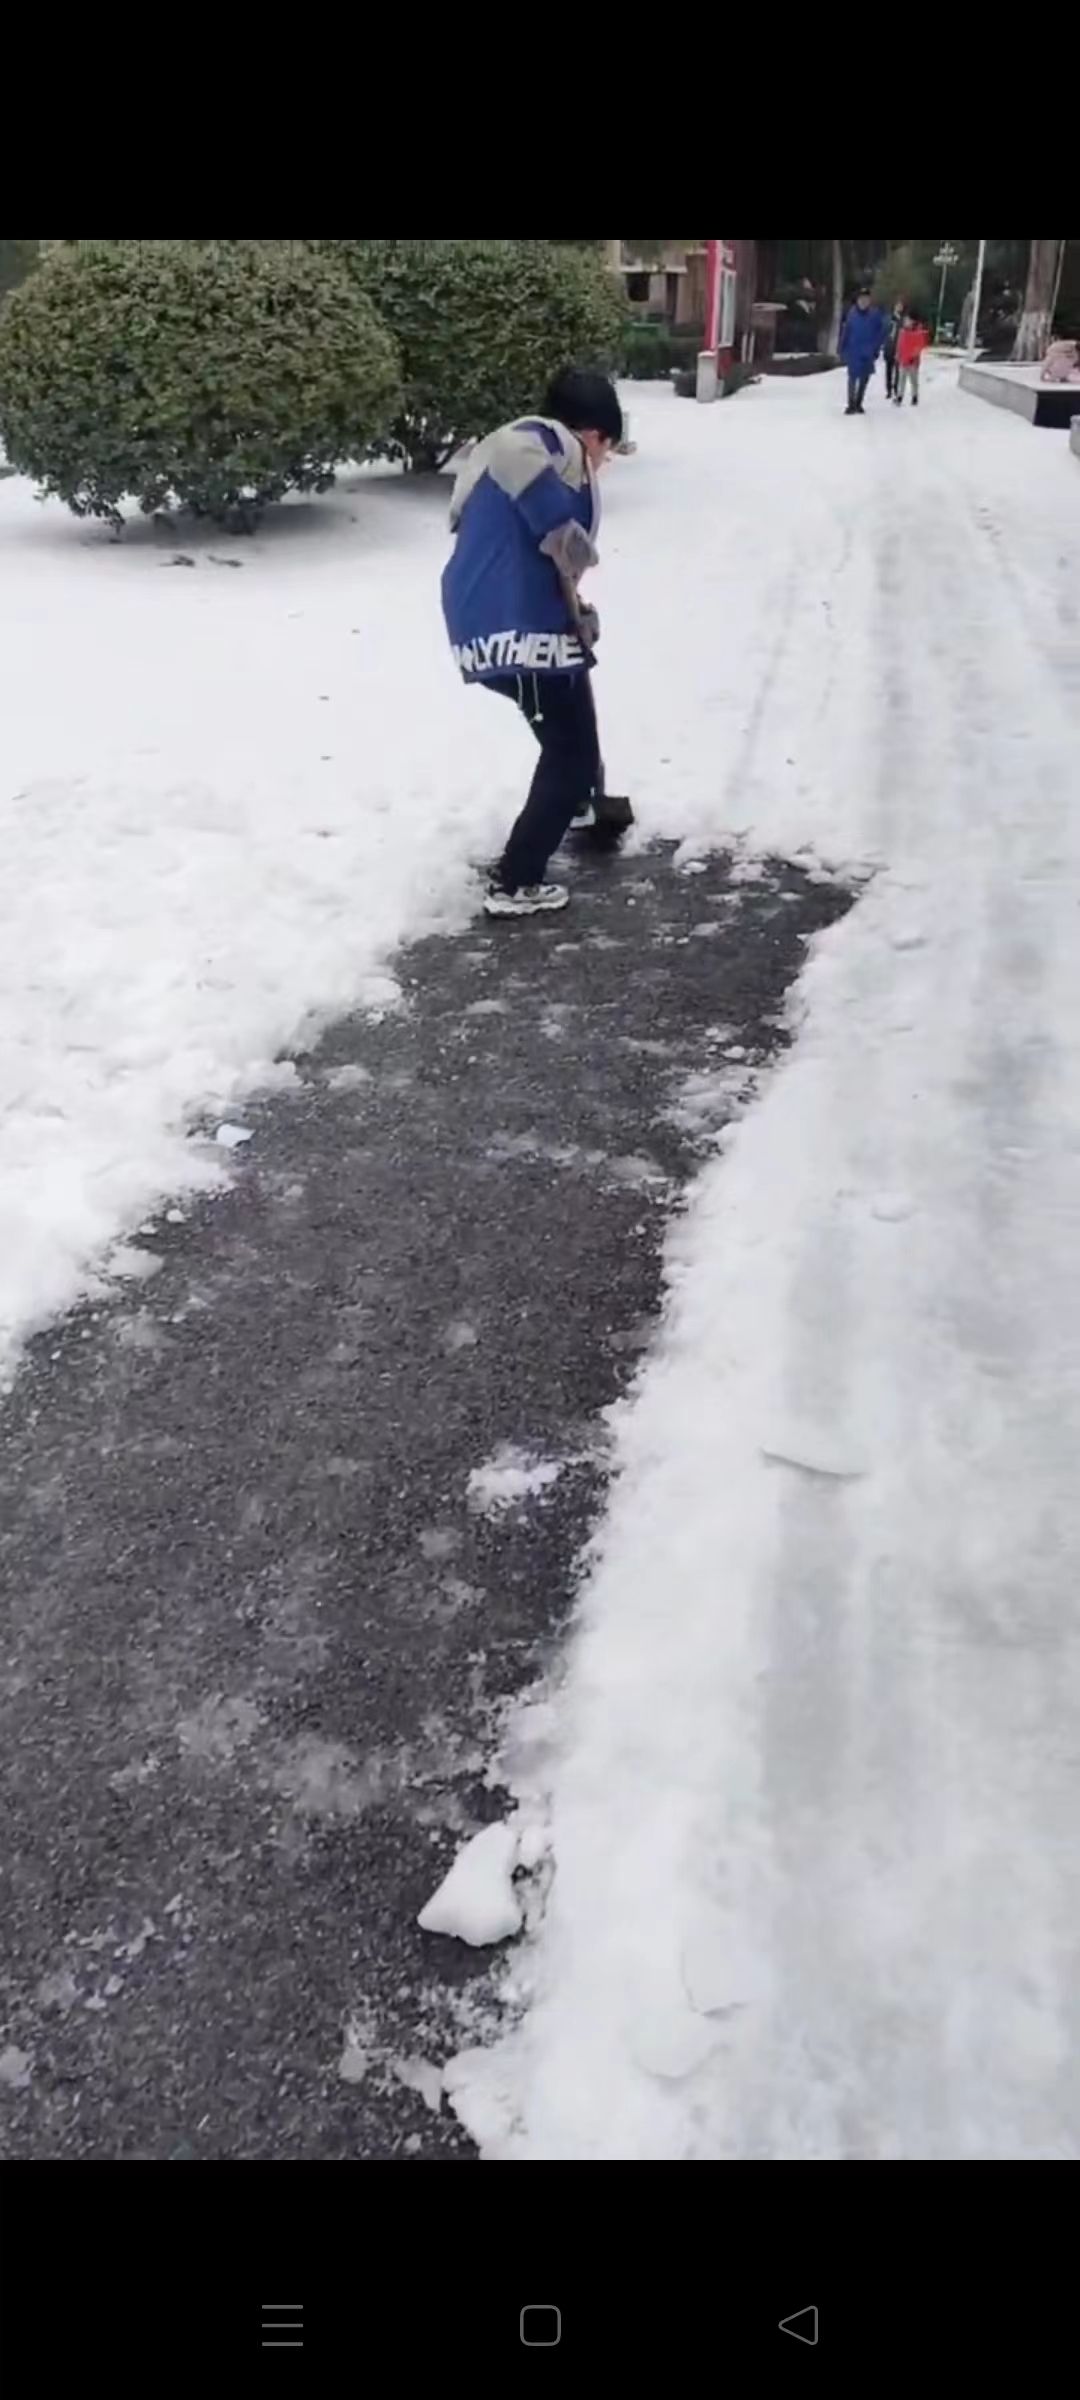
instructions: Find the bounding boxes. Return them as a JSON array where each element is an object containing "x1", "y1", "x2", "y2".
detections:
[{"x1": 577, "y1": 602, "x2": 600, "y2": 651}]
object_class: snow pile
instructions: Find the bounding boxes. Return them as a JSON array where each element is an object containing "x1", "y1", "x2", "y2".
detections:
[
  {"x1": 419, "y1": 1820, "x2": 524, "y2": 1947},
  {"x1": 466, "y1": 1445, "x2": 564, "y2": 1517},
  {"x1": 418, "y1": 1813, "x2": 548, "y2": 1947}
]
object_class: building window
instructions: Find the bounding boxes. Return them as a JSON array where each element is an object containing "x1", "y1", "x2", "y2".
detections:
[{"x1": 625, "y1": 272, "x2": 650, "y2": 302}]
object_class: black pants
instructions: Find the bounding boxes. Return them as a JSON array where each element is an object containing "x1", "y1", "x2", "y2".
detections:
[
  {"x1": 884, "y1": 351, "x2": 899, "y2": 399},
  {"x1": 846, "y1": 369, "x2": 871, "y2": 411},
  {"x1": 486, "y1": 670, "x2": 601, "y2": 890}
]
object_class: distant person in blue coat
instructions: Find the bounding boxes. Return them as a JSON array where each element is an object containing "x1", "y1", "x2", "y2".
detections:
[
  {"x1": 442, "y1": 367, "x2": 623, "y2": 919},
  {"x1": 839, "y1": 286, "x2": 886, "y2": 414}
]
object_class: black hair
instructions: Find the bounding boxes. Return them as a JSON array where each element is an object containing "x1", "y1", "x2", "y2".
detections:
[{"x1": 543, "y1": 367, "x2": 623, "y2": 446}]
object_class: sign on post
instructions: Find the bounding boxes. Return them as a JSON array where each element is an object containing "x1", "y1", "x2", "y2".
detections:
[{"x1": 933, "y1": 243, "x2": 960, "y2": 340}]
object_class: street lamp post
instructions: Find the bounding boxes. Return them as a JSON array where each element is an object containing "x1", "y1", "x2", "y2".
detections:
[
  {"x1": 933, "y1": 242, "x2": 959, "y2": 341},
  {"x1": 967, "y1": 238, "x2": 987, "y2": 357}
]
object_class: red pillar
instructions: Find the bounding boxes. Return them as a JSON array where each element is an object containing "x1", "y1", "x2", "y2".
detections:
[
  {"x1": 698, "y1": 241, "x2": 737, "y2": 400},
  {"x1": 704, "y1": 239, "x2": 721, "y2": 352}
]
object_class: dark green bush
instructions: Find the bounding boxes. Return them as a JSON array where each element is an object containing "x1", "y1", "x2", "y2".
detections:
[
  {"x1": 774, "y1": 311, "x2": 819, "y2": 354},
  {"x1": 0, "y1": 239, "x2": 402, "y2": 526},
  {"x1": 325, "y1": 239, "x2": 625, "y2": 470},
  {"x1": 622, "y1": 321, "x2": 704, "y2": 379},
  {"x1": 765, "y1": 352, "x2": 838, "y2": 377}
]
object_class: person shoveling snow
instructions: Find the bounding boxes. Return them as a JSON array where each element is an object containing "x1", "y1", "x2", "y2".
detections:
[{"x1": 441, "y1": 368, "x2": 632, "y2": 920}]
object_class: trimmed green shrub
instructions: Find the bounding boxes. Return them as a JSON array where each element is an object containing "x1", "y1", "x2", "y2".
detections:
[
  {"x1": 622, "y1": 321, "x2": 704, "y2": 379},
  {"x1": 325, "y1": 239, "x2": 625, "y2": 470},
  {"x1": 0, "y1": 239, "x2": 402, "y2": 526}
]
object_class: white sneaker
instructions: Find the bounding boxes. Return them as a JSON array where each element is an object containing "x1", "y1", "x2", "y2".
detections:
[
  {"x1": 569, "y1": 804, "x2": 596, "y2": 831},
  {"x1": 484, "y1": 881, "x2": 570, "y2": 918}
]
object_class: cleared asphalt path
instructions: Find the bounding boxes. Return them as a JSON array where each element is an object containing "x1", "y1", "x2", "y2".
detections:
[{"x1": 0, "y1": 842, "x2": 847, "y2": 2157}]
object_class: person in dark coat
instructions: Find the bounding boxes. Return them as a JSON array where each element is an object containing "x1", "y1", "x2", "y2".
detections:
[
  {"x1": 883, "y1": 298, "x2": 905, "y2": 400},
  {"x1": 839, "y1": 286, "x2": 886, "y2": 414}
]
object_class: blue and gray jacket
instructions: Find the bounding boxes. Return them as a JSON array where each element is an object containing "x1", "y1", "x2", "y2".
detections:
[{"x1": 441, "y1": 415, "x2": 599, "y2": 682}]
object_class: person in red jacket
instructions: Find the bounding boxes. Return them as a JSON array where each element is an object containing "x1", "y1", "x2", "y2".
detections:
[{"x1": 894, "y1": 313, "x2": 930, "y2": 406}]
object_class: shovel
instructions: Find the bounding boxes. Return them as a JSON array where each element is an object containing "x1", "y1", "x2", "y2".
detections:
[{"x1": 561, "y1": 579, "x2": 635, "y2": 844}]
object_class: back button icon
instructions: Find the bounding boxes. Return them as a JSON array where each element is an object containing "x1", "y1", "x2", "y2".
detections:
[{"x1": 779, "y1": 2306, "x2": 819, "y2": 2346}]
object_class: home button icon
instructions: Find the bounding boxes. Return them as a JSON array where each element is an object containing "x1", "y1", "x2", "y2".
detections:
[{"x1": 520, "y1": 2306, "x2": 562, "y2": 2347}]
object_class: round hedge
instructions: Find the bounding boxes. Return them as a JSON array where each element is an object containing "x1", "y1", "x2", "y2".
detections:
[
  {"x1": 326, "y1": 239, "x2": 627, "y2": 469},
  {"x1": 0, "y1": 239, "x2": 402, "y2": 525}
]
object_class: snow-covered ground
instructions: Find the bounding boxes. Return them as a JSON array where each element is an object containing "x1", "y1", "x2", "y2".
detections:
[
  {"x1": 6, "y1": 359, "x2": 1080, "y2": 2156},
  {"x1": 0, "y1": 369, "x2": 892, "y2": 1382},
  {"x1": 445, "y1": 361, "x2": 1080, "y2": 2160},
  {"x1": 0, "y1": 468, "x2": 497, "y2": 1379},
  {"x1": 0, "y1": 364, "x2": 938, "y2": 1376}
]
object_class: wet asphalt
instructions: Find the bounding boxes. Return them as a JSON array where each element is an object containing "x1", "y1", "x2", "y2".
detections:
[{"x1": 0, "y1": 840, "x2": 849, "y2": 2158}]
